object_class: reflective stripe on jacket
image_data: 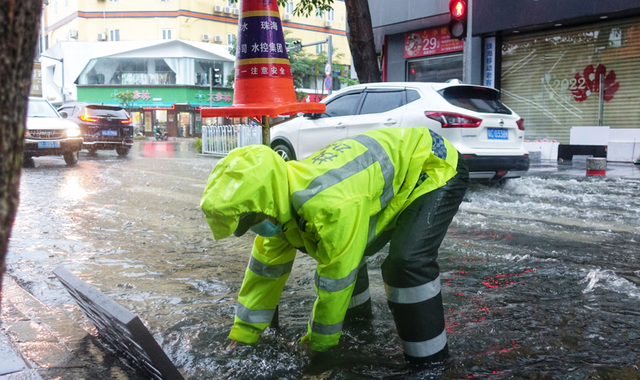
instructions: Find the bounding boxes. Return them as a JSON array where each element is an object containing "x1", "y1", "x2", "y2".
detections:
[{"x1": 201, "y1": 127, "x2": 459, "y2": 351}]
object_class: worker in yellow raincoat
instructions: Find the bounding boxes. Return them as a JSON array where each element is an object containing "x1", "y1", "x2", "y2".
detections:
[{"x1": 201, "y1": 127, "x2": 469, "y2": 364}]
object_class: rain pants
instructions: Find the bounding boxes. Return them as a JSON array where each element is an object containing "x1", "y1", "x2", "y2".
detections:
[{"x1": 201, "y1": 127, "x2": 469, "y2": 362}]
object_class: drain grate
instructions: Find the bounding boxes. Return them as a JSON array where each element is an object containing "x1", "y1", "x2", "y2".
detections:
[{"x1": 53, "y1": 266, "x2": 184, "y2": 380}]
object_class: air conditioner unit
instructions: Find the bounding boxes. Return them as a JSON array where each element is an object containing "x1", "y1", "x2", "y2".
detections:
[
  {"x1": 233, "y1": 8, "x2": 240, "y2": 16},
  {"x1": 97, "y1": 33, "x2": 107, "y2": 41},
  {"x1": 213, "y1": 35, "x2": 223, "y2": 43},
  {"x1": 324, "y1": 20, "x2": 333, "y2": 28},
  {"x1": 214, "y1": 5, "x2": 222, "y2": 12},
  {"x1": 202, "y1": 34, "x2": 211, "y2": 42},
  {"x1": 223, "y1": 6, "x2": 232, "y2": 14},
  {"x1": 69, "y1": 29, "x2": 78, "y2": 39},
  {"x1": 283, "y1": 13, "x2": 292, "y2": 21}
]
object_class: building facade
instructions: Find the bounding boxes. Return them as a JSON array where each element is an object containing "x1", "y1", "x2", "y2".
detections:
[
  {"x1": 370, "y1": 0, "x2": 640, "y2": 155},
  {"x1": 42, "y1": 0, "x2": 352, "y2": 100}
]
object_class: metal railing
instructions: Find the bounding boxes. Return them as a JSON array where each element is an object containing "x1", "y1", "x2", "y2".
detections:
[{"x1": 201, "y1": 124, "x2": 262, "y2": 156}]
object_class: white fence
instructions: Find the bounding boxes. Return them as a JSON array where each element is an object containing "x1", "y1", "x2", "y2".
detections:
[{"x1": 201, "y1": 124, "x2": 262, "y2": 156}]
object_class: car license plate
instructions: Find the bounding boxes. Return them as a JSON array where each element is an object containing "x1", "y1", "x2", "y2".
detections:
[
  {"x1": 102, "y1": 130, "x2": 118, "y2": 136},
  {"x1": 487, "y1": 128, "x2": 509, "y2": 140},
  {"x1": 38, "y1": 141, "x2": 61, "y2": 149}
]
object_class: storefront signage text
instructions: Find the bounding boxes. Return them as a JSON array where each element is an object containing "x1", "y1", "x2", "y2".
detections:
[
  {"x1": 404, "y1": 27, "x2": 464, "y2": 59},
  {"x1": 484, "y1": 37, "x2": 496, "y2": 88}
]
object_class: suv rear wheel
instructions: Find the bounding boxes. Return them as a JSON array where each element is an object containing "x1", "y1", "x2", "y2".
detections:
[
  {"x1": 272, "y1": 142, "x2": 295, "y2": 161},
  {"x1": 64, "y1": 151, "x2": 79, "y2": 166},
  {"x1": 116, "y1": 146, "x2": 131, "y2": 157}
]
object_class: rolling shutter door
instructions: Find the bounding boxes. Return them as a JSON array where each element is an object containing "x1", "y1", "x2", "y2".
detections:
[{"x1": 501, "y1": 17, "x2": 640, "y2": 143}]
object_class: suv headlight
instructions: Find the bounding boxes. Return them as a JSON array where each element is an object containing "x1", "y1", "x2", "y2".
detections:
[{"x1": 66, "y1": 128, "x2": 81, "y2": 137}]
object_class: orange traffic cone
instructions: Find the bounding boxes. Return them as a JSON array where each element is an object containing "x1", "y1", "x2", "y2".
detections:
[{"x1": 201, "y1": 0, "x2": 325, "y2": 119}]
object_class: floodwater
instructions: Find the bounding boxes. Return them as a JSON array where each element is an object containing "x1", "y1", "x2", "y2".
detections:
[{"x1": 5, "y1": 142, "x2": 640, "y2": 379}]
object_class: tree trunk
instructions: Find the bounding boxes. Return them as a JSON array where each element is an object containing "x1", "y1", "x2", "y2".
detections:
[
  {"x1": 0, "y1": 0, "x2": 42, "y2": 303},
  {"x1": 344, "y1": 0, "x2": 381, "y2": 83}
]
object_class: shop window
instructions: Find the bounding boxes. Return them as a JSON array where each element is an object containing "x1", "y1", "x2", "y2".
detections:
[
  {"x1": 407, "y1": 54, "x2": 463, "y2": 83},
  {"x1": 195, "y1": 59, "x2": 225, "y2": 86},
  {"x1": 359, "y1": 91, "x2": 405, "y2": 115}
]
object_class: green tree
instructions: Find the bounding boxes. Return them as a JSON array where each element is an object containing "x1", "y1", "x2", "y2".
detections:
[
  {"x1": 0, "y1": 0, "x2": 42, "y2": 301},
  {"x1": 114, "y1": 90, "x2": 136, "y2": 108},
  {"x1": 277, "y1": 0, "x2": 381, "y2": 83}
]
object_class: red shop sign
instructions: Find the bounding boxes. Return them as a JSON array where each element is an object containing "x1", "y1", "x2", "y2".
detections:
[{"x1": 404, "y1": 27, "x2": 464, "y2": 59}]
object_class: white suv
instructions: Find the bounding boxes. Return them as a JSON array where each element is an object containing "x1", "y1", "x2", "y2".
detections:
[
  {"x1": 270, "y1": 81, "x2": 530, "y2": 182},
  {"x1": 24, "y1": 97, "x2": 83, "y2": 167}
]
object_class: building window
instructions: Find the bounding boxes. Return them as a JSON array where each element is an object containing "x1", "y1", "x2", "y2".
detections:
[
  {"x1": 160, "y1": 0, "x2": 170, "y2": 2},
  {"x1": 316, "y1": 44, "x2": 323, "y2": 54},
  {"x1": 285, "y1": 1, "x2": 294, "y2": 14},
  {"x1": 65, "y1": 0, "x2": 68, "y2": 7},
  {"x1": 108, "y1": 0, "x2": 119, "y2": 2},
  {"x1": 227, "y1": 0, "x2": 236, "y2": 7},
  {"x1": 110, "y1": 29, "x2": 120, "y2": 41},
  {"x1": 316, "y1": 8, "x2": 324, "y2": 19},
  {"x1": 327, "y1": 9, "x2": 334, "y2": 21},
  {"x1": 227, "y1": 34, "x2": 235, "y2": 45},
  {"x1": 54, "y1": 2, "x2": 57, "y2": 13},
  {"x1": 162, "y1": 29, "x2": 172, "y2": 40}
]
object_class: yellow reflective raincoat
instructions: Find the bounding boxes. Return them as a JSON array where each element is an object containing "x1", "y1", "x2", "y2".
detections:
[{"x1": 201, "y1": 127, "x2": 459, "y2": 352}]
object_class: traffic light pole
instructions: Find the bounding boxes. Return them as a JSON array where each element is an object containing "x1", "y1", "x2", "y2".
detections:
[
  {"x1": 463, "y1": 0, "x2": 472, "y2": 84},
  {"x1": 287, "y1": 37, "x2": 334, "y2": 94}
]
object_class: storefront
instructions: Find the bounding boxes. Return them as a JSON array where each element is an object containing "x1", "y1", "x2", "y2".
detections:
[
  {"x1": 403, "y1": 26, "x2": 464, "y2": 82},
  {"x1": 499, "y1": 16, "x2": 640, "y2": 143},
  {"x1": 76, "y1": 86, "x2": 235, "y2": 138}
]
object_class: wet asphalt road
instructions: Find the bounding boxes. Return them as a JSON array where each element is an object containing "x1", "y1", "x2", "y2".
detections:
[{"x1": 3, "y1": 141, "x2": 640, "y2": 380}]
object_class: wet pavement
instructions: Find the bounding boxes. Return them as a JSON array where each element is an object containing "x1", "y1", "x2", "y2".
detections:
[{"x1": 2, "y1": 142, "x2": 640, "y2": 380}]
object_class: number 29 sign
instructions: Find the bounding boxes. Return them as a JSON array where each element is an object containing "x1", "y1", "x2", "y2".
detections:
[{"x1": 404, "y1": 27, "x2": 464, "y2": 59}]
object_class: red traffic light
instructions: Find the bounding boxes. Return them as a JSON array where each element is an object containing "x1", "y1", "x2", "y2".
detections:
[
  {"x1": 450, "y1": 0, "x2": 467, "y2": 19},
  {"x1": 448, "y1": 0, "x2": 467, "y2": 40}
]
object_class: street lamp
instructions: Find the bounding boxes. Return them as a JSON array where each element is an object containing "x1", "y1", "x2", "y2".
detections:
[{"x1": 40, "y1": 55, "x2": 65, "y2": 103}]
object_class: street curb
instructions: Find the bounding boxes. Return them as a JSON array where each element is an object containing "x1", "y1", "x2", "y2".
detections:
[{"x1": 0, "y1": 277, "x2": 138, "y2": 379}]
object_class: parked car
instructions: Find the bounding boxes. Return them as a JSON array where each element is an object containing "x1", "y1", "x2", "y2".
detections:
[
  {"x1": 24, "y1": 97, "x2": 83, "y2": 167},
  {"x1": 59, "y1": 102, "x2": 134, "y2": 156},
  {"x1": 270, "y1": 81, "x2": 530, "y2": 182}
]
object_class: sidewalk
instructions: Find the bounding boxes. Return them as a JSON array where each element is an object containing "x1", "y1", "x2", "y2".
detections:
[{"x1": 0, "y1": 277, "x2": 138, "y2": 380}]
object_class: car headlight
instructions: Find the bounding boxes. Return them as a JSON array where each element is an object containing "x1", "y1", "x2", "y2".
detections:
[{"x1": 66, "y1": 129, "x2": 81, "y2": 137}]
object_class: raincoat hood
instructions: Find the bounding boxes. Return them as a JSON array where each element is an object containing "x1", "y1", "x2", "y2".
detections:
[{"x1": 200, "y1": 145, "x2": 292, "y2": 240}]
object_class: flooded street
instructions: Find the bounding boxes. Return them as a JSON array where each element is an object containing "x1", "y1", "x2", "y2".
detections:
[{"x1": 4, "y1": 141, "x2": 640, "y2": 379}]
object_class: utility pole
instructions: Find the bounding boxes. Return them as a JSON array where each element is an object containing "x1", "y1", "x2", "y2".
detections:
[
  {"x1": 327, "y1": 35, "x2": 333, "y2": 95},
  {"x1": 287, "y1": 36, "x2": 334, "y2": 95},
  {"x1": 463, "y1": 0, "x2": 473, "y2": 83}
]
